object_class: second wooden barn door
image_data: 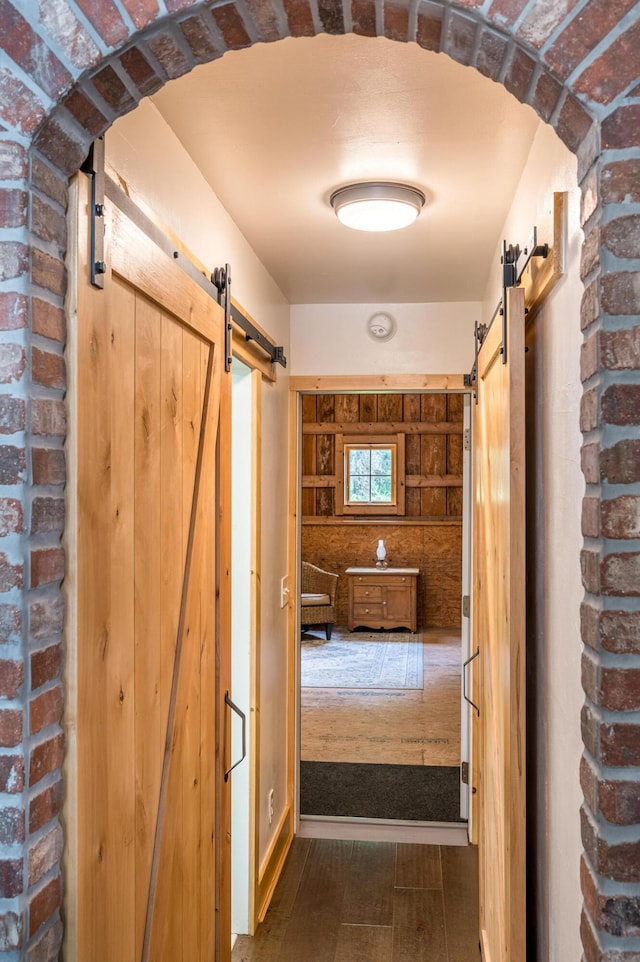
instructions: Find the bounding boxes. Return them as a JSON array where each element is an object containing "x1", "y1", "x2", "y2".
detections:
[
  {"x1": 67, "y1": 174, "x2": 231, "y2": 961},
  {"x1": 473, "y1": 287, "x2": 526, "y2": 962}
]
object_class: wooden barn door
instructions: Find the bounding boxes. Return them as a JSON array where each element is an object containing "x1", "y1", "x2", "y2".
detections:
[
  {"x1": 65, "y1": 174, "x2": 231, "y2": 962},
  {"x1": 473, "y1": 287, "x2": 526, "y2": 962}
]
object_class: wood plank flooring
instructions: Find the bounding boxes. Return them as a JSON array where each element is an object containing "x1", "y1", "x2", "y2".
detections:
[
  {"x1": 301, "y1": 628, "x2": 461, "y2": 767},
  {"x1": 233, "y1": 838, "x2": 479, "y2": 962}
]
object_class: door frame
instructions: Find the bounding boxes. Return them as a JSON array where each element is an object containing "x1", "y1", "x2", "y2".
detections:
[
  {"x1": 287, "y1": 373, "x2": 468, "y2": 840},
  {"x1": 459, "y1": 393, "x2": 473, "y2": 825}
]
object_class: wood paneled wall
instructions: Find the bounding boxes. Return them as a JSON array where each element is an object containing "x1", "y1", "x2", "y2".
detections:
[
  {"x1": 301, "y1": 522, "x2": 462, "y2": 628},
  {"x1": 301, "y1": 392, "x2": 464, "y2": 629},
  {"x1": 302, "y1": 393, "x2": 464, "y2": 519}
]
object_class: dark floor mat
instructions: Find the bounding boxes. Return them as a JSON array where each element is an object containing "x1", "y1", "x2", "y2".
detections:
[{"x1": 300, "y1": 761, "x2": 464, "y2": 822}]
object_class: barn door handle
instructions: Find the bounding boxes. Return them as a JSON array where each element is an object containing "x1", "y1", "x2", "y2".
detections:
[
  {"x1": 463, "y1": 648, "x2": 480, "y2": 717},
  {"x1": 224, "y1": 692, "x2": 246, "y2": 782}
]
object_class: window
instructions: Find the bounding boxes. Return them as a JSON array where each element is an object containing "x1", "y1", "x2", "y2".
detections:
[
  {"x1": 336, "y1": 433, "x2": 405, "y2": 516},
  {"x1": 345, "y1": 443, "x2": 397, "y2": 506}
]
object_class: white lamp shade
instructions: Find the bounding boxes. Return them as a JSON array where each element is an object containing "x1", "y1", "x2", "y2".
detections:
[{"x1": 330, "y1": 183, "x2": 425, "y2": 232}]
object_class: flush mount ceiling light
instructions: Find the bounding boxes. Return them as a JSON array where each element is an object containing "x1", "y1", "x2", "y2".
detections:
[{"x1": 330, "y1": 182, "x2": 426, "y2": 232}]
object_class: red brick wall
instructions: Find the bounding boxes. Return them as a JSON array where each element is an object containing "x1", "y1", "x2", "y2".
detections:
[{"x1": 0, "y1": 1, "x2": 638, "y2": 959}]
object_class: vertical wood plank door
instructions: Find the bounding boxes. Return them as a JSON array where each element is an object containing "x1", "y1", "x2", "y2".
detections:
[
  {"x1": 473, "y1": 287, "x2": 526, "y2": 962},
  {"x1": 67, "y1": 175, "x2": 231, "y2": 962}
]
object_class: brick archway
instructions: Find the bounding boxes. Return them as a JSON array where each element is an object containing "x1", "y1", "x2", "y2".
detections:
[{"x1": 1, "y1": 2, "x2": 639, "y2": 958}]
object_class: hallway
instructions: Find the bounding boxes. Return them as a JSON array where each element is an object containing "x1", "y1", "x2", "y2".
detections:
[{"x1": 233, "y1": 838, "x2": 479, "y2": 962}]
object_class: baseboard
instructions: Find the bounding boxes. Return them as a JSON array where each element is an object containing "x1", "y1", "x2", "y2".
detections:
[
  {"x1": 297, "y1": 814, "x2": 469, "y2": 845},
  {"x1": 256, "y1": 804, "x2": 294, "y2": 922}
]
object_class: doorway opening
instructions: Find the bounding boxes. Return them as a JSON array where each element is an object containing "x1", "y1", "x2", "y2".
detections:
[
  {"x1": 25, "y1": 11, "x2": 596, "y2": 956},
  {"x1": 231, "y1": 361, "x2": 260, "y2": 939},
  {"x1": 293, "y1": 386, "x2": 472, "y2": 839}
]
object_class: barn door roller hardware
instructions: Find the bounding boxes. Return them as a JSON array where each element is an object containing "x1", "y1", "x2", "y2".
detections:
[
  {"x1": 465, "y1": 227, "x2": 548, "y2": 390},
  {"x1": 500, "y1": 228, "x2": 548, "y2": 365},
  {"x1": 212, "y1": 264, "x2": 233, "y2": 373},
  {"x1": 80, "y1": 137, "x2": 106, "y2": 289},
  {"x1": 463, "y1": 320, "x2": 488, "y2": 403},
  {"x1": 212, "y1": 267, "x2": 288, "y2": 373}
]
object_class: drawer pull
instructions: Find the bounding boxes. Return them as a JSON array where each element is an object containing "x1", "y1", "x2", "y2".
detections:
[{"x1": 365, "y1": 608, "x2": 369, "y2": 613}]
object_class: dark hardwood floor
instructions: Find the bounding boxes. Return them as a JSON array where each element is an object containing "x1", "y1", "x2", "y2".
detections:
[{"x1": 232, "y1": 838, "x2": 480, "y2": 962}]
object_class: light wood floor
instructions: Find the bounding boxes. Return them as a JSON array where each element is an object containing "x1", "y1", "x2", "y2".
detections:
[
  {"x1": 233, "y1": 837, "x2": 479, "y2": 962},
  {"x1": 301, "y1": 628, "x2": 461, "y2": 766}
]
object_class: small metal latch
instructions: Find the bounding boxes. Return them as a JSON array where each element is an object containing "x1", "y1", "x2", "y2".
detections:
[
  {"x1": 462, "y1": 595, "x2": 470, "y2": 618},
  {"x1": 461, "y1": 761, "x2": 469, "y2": 785},
  {"x1": 463, "y1": 429, "x2": 470, "y2": 452}
]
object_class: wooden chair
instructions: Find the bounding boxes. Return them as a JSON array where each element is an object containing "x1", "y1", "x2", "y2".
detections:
[{"x1": 301, "y1": 562, "x2": 339, "y2": 640}]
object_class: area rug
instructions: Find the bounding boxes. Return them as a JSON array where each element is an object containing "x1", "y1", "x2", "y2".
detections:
[
  {"x1": 300, "y1": 761, "x2": 463, "y2": 822},
  {"x1": 301, "y1": 631, "x2": 424, "y2": 691}
]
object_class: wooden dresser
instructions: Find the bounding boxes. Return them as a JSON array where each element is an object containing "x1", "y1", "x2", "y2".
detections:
[{"x1": 345, "y1": 567, "x2": 419, "y2": 632}]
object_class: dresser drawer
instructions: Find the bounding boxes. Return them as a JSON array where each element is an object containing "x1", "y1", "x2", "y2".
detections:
[
  {"x1": 353, "y1": 585, "x2": 383, "y2": 602},
  {"x1": 373, "y1": 575, "x2": 411, "y2": 586},
  {"x1": 352, "y1": 602, "x2": 385, "y2": 620},
  {"x1": 353, "y1": 574, "x2": 412, "y2": 586}
]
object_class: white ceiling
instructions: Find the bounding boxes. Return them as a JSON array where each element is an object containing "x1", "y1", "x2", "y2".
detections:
[{"x1": 152, "y1": 34, "x2": 540, "y2": 304}]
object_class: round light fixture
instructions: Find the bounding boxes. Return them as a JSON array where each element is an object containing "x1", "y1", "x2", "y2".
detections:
[{"x1": 330, "y1": 182, "x2": 426, "y2": 232}]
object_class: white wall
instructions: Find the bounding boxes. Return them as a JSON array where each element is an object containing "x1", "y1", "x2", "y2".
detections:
[
  {"x1": 107, "y1": 99, "x2": 289, "y2": 338},
  {"x1": 107, "y1": 101, "x2": 291, "y2": 870},
  {"x1": 290, "y1": 302, "x2": 479, "y2": 375},
  {"x1": 483, "y1": 120, "x2": 584, "y2": 962}
]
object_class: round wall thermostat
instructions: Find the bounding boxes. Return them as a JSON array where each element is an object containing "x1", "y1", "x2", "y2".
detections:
[{"x1": 367, "y1": 312, "x2": 397, "y2": 342}]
